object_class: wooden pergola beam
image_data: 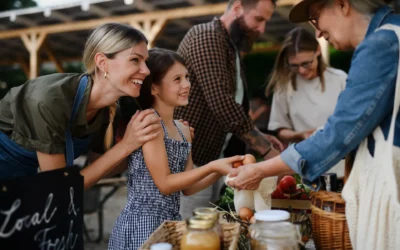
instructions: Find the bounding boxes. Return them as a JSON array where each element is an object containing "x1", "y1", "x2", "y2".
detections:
[
  {"x1": 0, "y1": 0, "x2": 299, "y2": 40},
  {"x1": 0, "y1": 3, "x2": 227, "y2": 40},
  {"x1": 89, "y1": 4, "x2": 111, "y2": 17},
  {"x1": 20, "y1": 32, "x2": 47, "y2": 79},
  {"x1": 48, "y1": 10, "x2": 73, "y2": 22},
  {"x1": 187, "y1": 0, "x2": 206, "y2": 5},
  {"x1": 130, "y1": 18, "x2": 167, "y2": 48},
  {"x1": 135, "y1": 0, "x2": 155, "y2": 12}
]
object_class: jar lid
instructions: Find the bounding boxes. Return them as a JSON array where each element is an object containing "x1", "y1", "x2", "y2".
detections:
[
  {"x1": 254, "y1": 210, "x2": 290, "y2": 222},
  {"x1": 193, "y1": 207, "x2": 218, "y2": 220},
  {"x1": 187, "y1": 216, "x2": 215, "y2": 229},
  {"x1": 150, "y1": 243, "x2": 172, "y2": 250}
]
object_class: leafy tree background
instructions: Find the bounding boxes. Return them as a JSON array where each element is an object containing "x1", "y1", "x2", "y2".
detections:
[
  {"x1": 0, "y1": 0, "x2": 37, "y2": 11},
  {"x1": 0, "y1": 0, "x2": 38, "y2": 97}
]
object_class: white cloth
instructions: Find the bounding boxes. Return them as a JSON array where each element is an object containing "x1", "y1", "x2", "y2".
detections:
[
  {"x1": 341, "y1": 24, "x2": 400, "y2": 250},
  {"x1": 268, "y1": 67, "x2": 347, "y2": 177},
  {"x1": 225, "y1": 175, "x2": 277, "y2": 212}
]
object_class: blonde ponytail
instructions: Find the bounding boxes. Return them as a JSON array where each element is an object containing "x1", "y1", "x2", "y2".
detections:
[{"x1": 104, "y1": 102, "x2": 117, "y2": 150}]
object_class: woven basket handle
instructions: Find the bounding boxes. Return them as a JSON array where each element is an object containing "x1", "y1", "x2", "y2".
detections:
[{"x1": 344, "y1": 151, "x2": 355, "y2": 185}]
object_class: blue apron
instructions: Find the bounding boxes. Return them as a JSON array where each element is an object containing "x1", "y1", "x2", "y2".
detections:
[{"x1": 0, "y1": 75, "x2": 92, "y2": 179}]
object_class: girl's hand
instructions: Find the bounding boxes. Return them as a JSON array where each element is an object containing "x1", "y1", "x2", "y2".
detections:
[
  {"x1": 120, "y1": 109, "x2": 162, "y2": 153},
  {"x1": 210, "y1": 155, "x2": 245, "y2": 176}
]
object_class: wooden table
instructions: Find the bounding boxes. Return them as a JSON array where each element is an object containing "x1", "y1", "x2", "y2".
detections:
[{"x1": 83, "y1": 176, "x2": 127, "y2": 243}]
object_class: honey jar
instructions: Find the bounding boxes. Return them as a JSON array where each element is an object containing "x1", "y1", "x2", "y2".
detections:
[
  {"x1": 192, "y1": 207, "x2": 223, "y2": 246},
  {"x1": 180, "y1": 216, "x2": 220, "y2": 250}
]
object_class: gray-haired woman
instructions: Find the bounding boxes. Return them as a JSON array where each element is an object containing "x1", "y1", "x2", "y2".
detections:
[
  {"x1": 228, "y1": 0, "x2": 400, "y2": 248},
  {"x1": 0, "y1": 23, "x2": 162, "y2": 189}
]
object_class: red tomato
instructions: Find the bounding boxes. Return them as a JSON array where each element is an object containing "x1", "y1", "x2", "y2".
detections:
[
  {"x1": 271, "y1": 186, "x2": 285, "y2": 199},
  {"x1": 300, "y1": 193, "x2": 309, "y2": 200},
  {"x1": 278, "y1": 175, "x2": 297, "y2": 194}
]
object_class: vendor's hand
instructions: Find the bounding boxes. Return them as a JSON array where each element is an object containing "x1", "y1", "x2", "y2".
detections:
[
  {"x1": 210, "y1": 155, "x2": 245, "y2": 176},
  {"x1": 178, "y1": 119, "x2": 195, "y2": 139},
  {"x1": 120, "y1": 109, "x2": 162, "y2": 153},
  {"x1": 227, "y1": 163, "x2": 264, "y2": 190}
]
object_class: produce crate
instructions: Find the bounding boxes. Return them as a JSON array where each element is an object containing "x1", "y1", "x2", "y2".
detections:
[
  {"x1": 139, "y1": 221, "x2": 240, "y2": 250},
  {"x1": 272, "y1": 199, "x2": 311, "y2": 210}
]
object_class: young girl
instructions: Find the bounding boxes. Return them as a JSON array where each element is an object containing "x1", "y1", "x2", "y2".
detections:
[{"x1": 108, "y1": 48, "x2": 243, "y2": 249}]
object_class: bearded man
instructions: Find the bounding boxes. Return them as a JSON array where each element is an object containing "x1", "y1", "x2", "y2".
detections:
[{"x1": 174, "y1": 0, "x2": 283, "y2": 219}]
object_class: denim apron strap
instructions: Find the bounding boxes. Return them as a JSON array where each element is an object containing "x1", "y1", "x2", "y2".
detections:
[{"x1": 65, "y1": 75, "x2": 88, "y2": 167}]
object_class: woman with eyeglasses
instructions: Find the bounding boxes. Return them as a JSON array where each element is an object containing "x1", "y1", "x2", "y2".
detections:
[
  {"x1": 266, "y1": 27, "x2": 346, "y2": 149},
  {"x1": 266, "y1": 27, "x2": 347, "y2": 177},
  {"x1": 228, "y1": 0, "x2": 399, "y2": 248}
]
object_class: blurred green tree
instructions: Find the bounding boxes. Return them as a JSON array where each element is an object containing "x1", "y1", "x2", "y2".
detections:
[{"x1": 0, "y1": 0, "x2": 37, "y2": 11}]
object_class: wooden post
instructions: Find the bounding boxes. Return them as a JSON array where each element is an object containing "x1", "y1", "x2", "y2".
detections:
[
  {"x1": 130, "y1": 18, "x2": 167, "y2": 48},
  {"x1": 20, "y1": 32, "x2": 47, "y2": 79}
]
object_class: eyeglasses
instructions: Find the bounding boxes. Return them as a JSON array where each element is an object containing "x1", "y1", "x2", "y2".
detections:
[
  {"x1": 309, "y1": 0, "x2": 328, "y2": 30},
  {"x1": 286, "y1": 55, "x2": 317, "y2": 72}
]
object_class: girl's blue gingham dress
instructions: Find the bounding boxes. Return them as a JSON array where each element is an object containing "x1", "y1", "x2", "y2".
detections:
[{"x1": 108, "y1": 115, "x2": 191, "y2": 250}]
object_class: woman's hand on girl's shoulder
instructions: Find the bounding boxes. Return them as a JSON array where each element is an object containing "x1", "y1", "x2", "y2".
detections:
[
  {"x1": 177, "y1": 119, "x2": 194, "y2": 139},
  {"x1": 175, "y1": 120, "x2": 193, "y2": 142},
  {"x1": 120, "y1": 109, "x2": 162, "y2": 153}
]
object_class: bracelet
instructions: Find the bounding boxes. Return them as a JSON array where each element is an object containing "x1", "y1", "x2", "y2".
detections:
[{"x1": 261, "y1": 148, "x2": 272, "y2": 158}]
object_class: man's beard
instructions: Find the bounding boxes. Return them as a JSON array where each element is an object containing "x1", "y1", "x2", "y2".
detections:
[{"x1": 229, "y1": 16, "x2": 261, "y2": 52}]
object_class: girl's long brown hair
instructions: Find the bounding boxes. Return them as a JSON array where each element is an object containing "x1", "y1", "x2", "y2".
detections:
[{"x1": 265, "y1": 27, "x2": 327, "y2": 97}]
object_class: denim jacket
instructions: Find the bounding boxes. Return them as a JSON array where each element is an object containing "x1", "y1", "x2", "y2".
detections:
[{"x1": 281, "y1": 6, "x2": 400, "y2": 186}]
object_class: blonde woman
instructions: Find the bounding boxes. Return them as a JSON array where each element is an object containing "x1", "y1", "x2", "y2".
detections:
[
  {"x1": 266, "y1": 27, "x2": 347, "y2": 176},
  {"x1": 0, "y1": 23, "x2": 161, "y2": 190}
]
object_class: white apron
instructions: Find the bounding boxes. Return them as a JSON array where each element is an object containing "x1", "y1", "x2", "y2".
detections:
[{"x1": 341, "y1": 24, "x2": 400, "y2": 250}]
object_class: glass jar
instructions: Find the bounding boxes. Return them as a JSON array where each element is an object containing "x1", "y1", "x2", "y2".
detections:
[
  {"x1": 150, "y1": 242, "x2": 172, "y2": 250},
  {"x1": 180, "y1": 216, "x2": 221, "y2": 250},
  {"x1": 192, "y1": 207, "x2": 223, "y2": 246},
  {"x1": 251, "y1": 222, "x2": 299, "y2": 250},
  {"x1": 250, "y1": 210, "x2": 298, "y2": 250}
]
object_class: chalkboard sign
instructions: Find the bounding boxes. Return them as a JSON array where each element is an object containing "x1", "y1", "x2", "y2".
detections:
[{"x1": 0, "y1": 167, "x2": 84, "y2": 250}]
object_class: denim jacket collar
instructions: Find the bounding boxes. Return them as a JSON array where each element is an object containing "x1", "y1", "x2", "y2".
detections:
[{"x1": 365, "y1": 6, "x2": 394, "y2": 37}]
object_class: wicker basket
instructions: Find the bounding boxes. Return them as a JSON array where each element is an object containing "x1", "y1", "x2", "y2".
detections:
[
  {"x1": 139, "y1": 221, "x2": 240, "y2": 250},
  {"x1": 310, "y1": 191, "x2": 352, "y2": 250}
]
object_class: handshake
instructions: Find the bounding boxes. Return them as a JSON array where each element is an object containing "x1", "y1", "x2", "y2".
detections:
[{"x1": 226, "y1": 154, "x2": 278, "y2": 212}]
